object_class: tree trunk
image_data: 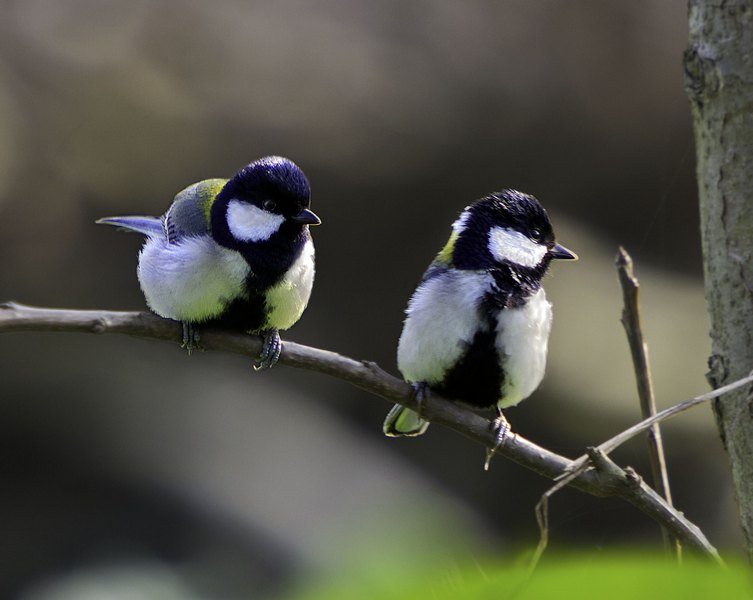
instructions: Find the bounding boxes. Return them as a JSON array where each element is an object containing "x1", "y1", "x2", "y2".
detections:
[{"x1": 685, "y1": 0, "x2": 753, "y2": 560}]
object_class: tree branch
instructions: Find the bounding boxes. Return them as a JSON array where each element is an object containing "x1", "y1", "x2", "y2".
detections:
[
  {"x1": 0, "y1": 301, "x2": 735, "y2": 560},
  {"x1": 0, "y1": 302, "x2": 591, "y2": 487}
]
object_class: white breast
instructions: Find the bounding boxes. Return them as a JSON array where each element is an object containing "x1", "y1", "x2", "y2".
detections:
[
  {"x1": 397, "y1": 269, "x2": 493, "y2": 384},
  {"x1": 496, "y1": 287, "x2": 552, "y2": 407},
  {"x1": 263, "y1": 237, "x2": 316, "y2": 331},
  {"x1": 137, "y1": 234, "x2": 250, "y2": 322}
]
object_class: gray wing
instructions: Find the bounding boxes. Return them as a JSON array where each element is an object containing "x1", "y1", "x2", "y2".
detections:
[
  {"x1": 163, "y1": 179, "x2": 227, "y2": 243},
  {"x1": 97, "y1": 178, "x2": 227, "y2": 243}
]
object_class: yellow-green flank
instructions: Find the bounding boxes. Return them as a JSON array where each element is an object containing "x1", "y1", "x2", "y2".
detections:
[
  {"x1": 435, "y1": 231, "x2": 458, "y2": 265},
  {"x1": 198, "y1": 178, "x2": 229, "y2": 225}
]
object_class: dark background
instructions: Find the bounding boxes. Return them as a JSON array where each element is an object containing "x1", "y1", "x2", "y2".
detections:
[{"x1": 0, "y1": 1, "x2": 736, "y2": 598}]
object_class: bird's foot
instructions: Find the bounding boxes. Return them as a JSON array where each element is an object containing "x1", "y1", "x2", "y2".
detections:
[
  {"x1": 253, "y1": 329, "x2": 282, "y2": 371},
  {"x1": 181, "y1": 322, "x2": 201, "y2": 355},
  {"x1": 484, "y1": 409, "x2": 511, "y2": 471}
]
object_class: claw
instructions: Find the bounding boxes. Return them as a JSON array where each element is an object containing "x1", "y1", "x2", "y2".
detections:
[
  {"x1": 484, "y1": 408, "x2": 511, "y2": 471},
  {"x1": 253, "y1": 329, "x2": 282, "y2": 371},
  {"x1": 181, "y1": 322, "x2": 201, "y2": 355}
]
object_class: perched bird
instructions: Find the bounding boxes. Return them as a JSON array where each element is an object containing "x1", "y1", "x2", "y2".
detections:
[
  {"x1": 383, "y1": 189, "x2": 576, "y2": 460},
  {"x1": 97, "y1": 156, "x2": 320, "y2": 369}
]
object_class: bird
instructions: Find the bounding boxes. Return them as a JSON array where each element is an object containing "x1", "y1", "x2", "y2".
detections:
[
  {"x1": 383, "y1": 189, "x2": 576, "y2": 465},
  {"x1": 97, "y1": 155, "x2": 320, "y2": 370}
]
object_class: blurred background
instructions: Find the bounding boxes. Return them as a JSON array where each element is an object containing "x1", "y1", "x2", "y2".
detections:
[{"x1": 0, "y1": 1, "x2": 737, "y2": 598}]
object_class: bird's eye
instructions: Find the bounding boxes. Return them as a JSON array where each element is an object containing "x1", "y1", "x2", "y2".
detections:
[
  {"x1": 263, "y1": 199, "x2": 277, "y2": 211},
  {"x1": 530, "y1": 228, "x2": 542, "y2": 241}
]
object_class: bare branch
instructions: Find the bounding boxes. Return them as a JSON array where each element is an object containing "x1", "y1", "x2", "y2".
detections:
[
  {"x1": 616, "y1": 247, "x2": 680, "y2": 558},
  {"x1": 0, "y1": 301, "x2": 735, "y2": 560}
]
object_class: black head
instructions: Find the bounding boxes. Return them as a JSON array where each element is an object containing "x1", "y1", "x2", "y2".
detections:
[
  {"x1": 211, "y1": 156, "x2": 320, "y2": 248},
  {"x1": 450, "y1": 189, "x2": 576, "y2": 274}
]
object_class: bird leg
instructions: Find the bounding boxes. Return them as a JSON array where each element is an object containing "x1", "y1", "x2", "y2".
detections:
[
  {"x1": 254, "y1": 329, "x2": 282, "y2": 371},
  {"x1": 484, "y1": 407, "x2": 511, "y2": 471},
  {"x1": 413, "y1": 381, "x2": 428, "y2": 419},
  {"x1": 181, "y1": 322, "x2": 201, "y2": 355}
]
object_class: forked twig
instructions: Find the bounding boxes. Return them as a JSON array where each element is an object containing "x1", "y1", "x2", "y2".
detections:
[{"x1": 530, "y1": 374, "x2": 753, "y2": 571}]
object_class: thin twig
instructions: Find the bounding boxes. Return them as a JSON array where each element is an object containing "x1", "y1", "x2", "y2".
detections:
[
  {"x1": 616, "y1": 247, "x2": 681, "y2": 559},
  {"x1": 562, "y1": 372, "x2": 753, "y2": 479},
  {"x1": 530, "y1": 468, "x2": 575, "y2": 575},
  {"x1": 0, "y1": 301, "x2": 737, "y2": 560}
]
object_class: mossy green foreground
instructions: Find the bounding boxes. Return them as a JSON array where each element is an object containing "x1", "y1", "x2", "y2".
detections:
[{"x1": 283, "y1": 553, "x2": 751, "y2": 600}]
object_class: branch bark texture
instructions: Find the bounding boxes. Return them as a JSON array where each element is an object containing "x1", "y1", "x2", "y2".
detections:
[{"x1": 686, "y1": 0, "x2": 753, "y2": 559}]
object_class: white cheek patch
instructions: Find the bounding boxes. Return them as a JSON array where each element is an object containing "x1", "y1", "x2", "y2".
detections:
[
  {"x1": 488, "y1": 226, "x2": 548, "y2": 268},
  {"x1": 226, "y1": 199, "x2": 285, "y2": 242}
]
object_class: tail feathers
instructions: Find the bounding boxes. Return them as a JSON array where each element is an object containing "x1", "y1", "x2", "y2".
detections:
[
  {"x1": 96, "y1": 216, "x2": 163, "y2": 237},
  {"x1": 383, "y1": 404, "x2": 430, "y2": 437}
]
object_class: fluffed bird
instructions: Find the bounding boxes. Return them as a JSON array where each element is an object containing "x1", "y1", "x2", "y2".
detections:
[
  {"x1": 97, "y1": 155, "x2": 320, "y2": 369},
  {"x1": 383, "y1": 190, "x2": 576, "y2": 463}
]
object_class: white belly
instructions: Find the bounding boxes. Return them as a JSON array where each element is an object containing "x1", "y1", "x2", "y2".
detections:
[
  {"x1": 262, "y1": 238, "x2": 316, "y2": 331},
  {"x1": 496, "y1": 287, "x2": 552, "y2": 407},
  {"x1": 137, "y1": 234, "x2": 250, "y2": 322}
]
